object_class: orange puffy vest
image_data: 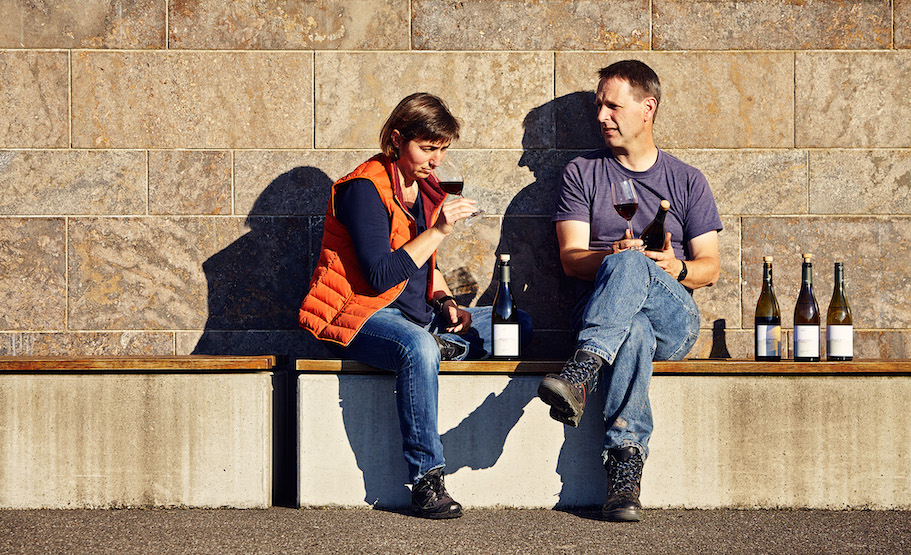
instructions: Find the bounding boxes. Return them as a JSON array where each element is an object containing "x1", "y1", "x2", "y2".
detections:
[{"x1": 298, "y1": 154, "x2": 445, "y2": 346}]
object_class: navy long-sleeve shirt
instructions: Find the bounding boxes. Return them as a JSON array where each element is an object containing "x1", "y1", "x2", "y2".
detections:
[{"x1": 335, "y1": 178, "x2": 434, "y2": 325}]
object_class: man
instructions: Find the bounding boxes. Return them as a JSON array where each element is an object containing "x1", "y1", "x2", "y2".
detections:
[{"x1": 538, "y1": 60, "x2": 722, "y2": 522}]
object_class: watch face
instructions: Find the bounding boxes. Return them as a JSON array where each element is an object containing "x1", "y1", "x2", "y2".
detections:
[{"x1": 677, "y1": 261, "x2": 687, "y2": 281}]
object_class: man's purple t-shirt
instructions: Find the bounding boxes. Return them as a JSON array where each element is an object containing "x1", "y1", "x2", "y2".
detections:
[{"x1": 553, "y1": 148, "x2": 723, "y2": 262}]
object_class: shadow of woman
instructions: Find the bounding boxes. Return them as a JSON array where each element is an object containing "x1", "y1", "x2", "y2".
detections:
[{"x1": 193, "y1": 165, "x2": 335, "y2": 507}]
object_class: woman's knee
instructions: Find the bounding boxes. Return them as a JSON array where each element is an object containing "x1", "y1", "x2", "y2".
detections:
[{"x1": 400, "y1": 332, "x2": 441, "y2": 372}]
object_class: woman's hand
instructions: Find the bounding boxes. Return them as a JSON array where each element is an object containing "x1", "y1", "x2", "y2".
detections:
[
  {"x1": 441, "y1": 300, "x2": 472, "y2": 334},
  {"x1": 433, "y1": 197, "x2": 479, "y2": 235}
]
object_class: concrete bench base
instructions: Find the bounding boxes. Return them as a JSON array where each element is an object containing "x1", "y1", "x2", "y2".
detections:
[
  {"x1": 298, "y1": 364, "x2": 911, "y2": 509},
  {"x1": 0, "y1": 356, "x2": 274, "y2": 509}
]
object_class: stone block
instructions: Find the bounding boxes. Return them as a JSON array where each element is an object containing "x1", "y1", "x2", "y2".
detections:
[
  {"x1": 899, "y1": 0, "x2": 911, "y2": 48},
  {"x1": 689, "y1": 327, "x2": 755, "y2": 360},
  {"x1": 557, "y1": 52, "x2": 794, "y2": 149},
  {"x1": 0, "y1": 51, "x2": 68, "y2": 148},
  {"x1": 0, "y1": 218, "x2": 66, "y2": 330},
  {"x1": 72, "y1": 51, "x2": 313, "y2": 149},
  {"x1": 0, "y1": 332, "x2": 174, "y2": 356},
  {"x1": 653, "y1": 0, "x2": 890, "y2": 50},
  {"x1": 742, "y1": 217, "x2": 910, "y2": 329},
  {"x1": 0, "y1": 150, "x2": 146, "y2": 215},
  {"x1": 669, "y1": 149, "x2": 808, "y2": 215},
  {"x1": 0, "y1": 0, "x2": 165, "y2": 48},
  {"x1": 150, "y1": 151, "x2": 231, "y2": 215},
  {"x1": 694, "y1": 216, "x2": 741, "y2": 329},
  {"x1": 797, "y1": 52, "x2": 911, "y2": 148},
  {"x1": 412, "y1": 0, "x2": 649, "y2": 50},
  {"x1": 315, "y1": 52, "x2": 554, "y2": 149},
  {"x1": 69, "y1": 216, "x2": 312, "y2": 332},
  {"x1": 0, "y1": 372, "x2": 272, "y2": 508},
  {"x1": 235, "y1": 150, "x2": 370, "y2": 217},
  {"x1": 442, "y1": 149, "x2": 570, "y2": 217},
  {"x1": 68, "y1": 217, "x2": 242, "y2": 330},
  {"x1": 168, "y1": 0, "x2": 408, "y2": 50},
  {"x1": 810, "y1": 150, "x2": 911, "y2": 214},
  {"x1": 179, "y1": 330, "x2": 334, "y2": 360},
  {"x1": 299, "y1": 373, "x2": 911, "y2": 508}
]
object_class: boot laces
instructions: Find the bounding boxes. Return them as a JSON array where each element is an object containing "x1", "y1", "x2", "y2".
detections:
[
  {"x1": 562, "y1": 357, "x2": 600, "y2": 390},
  {"x1": 610, "y1": 455, "x2": 643, "y2": 496}
]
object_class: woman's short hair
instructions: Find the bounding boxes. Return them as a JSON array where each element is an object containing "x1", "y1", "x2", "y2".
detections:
[{"x1": 380, "y1": 93, "x2": 460, "y2": 158}]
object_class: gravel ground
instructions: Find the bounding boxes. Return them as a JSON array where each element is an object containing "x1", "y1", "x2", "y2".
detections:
[{"x1": 2, "y1": 508, "x2": 910, "y2": 554}]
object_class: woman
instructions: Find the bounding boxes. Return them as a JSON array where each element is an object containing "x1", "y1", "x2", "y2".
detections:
[{"x1": 299, "y1": 93, "x2": 533, "y2": 519}]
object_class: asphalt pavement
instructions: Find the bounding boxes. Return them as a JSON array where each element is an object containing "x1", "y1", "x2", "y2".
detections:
[{"x1": 2, "y1": 507, "x2": 910, "y2": 554}]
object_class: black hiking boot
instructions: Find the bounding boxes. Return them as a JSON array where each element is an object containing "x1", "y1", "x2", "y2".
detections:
[
  {"x1": 537, "y1": 350, "x2": 603, "y2": 427},
  {"x1": 411, "y1": 468, "x2": 463, "y2": 519},
  {"x1": 602, "y1": 445, "x2": 645, "y2": 522},
  {"x1": 432, "y1": 334, "x2": 467, "y2": 361}
]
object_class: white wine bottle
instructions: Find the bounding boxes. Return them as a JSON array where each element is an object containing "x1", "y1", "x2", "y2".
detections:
[
  {"x1": 793, "y1": 253, "x2": 820, "y2": 362},
  {"x1": 491, "y1": 253, "x2": 520, "y2": 359},
  {"x1": 754, "y1": 256, "x2": 781, "y2": 361},
  {"x1": 640, "y1": 200, "x2": 670, "y2": 251},
  {"x1": 826, "y1": 262, "x2": 853, "y2": 361}
]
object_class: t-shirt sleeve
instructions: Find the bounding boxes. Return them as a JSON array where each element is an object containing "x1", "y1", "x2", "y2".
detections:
[
  {"x1": 552, "y1": 161, "x2": 592, "y2": 224},
  {"x1": 334, "y1": 178, "x2": 419, "y2": 293},
  {"x1": 683, "y1": 170, "x2": 723, "y2": 241}
]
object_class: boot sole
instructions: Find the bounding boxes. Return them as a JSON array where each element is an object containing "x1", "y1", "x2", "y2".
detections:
[
  {"x1": 602, "y1": 507, "x2": 642, "y2": 522},
  {"x1": 411, "y1": 504, "x2": 463, "y2": 519},
  {"x1": 537, "y1": 375, "x2": 583, "y2": 427}
]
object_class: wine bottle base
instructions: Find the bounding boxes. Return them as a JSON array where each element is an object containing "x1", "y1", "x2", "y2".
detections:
[
  {"x1": 794, "y1": 357, "x2": 820, "y2": 362},
  {"x1": 755, "y1": 356, "x2": 781, "y2": 362},
  {"x1": 827, "y1": 356, "x2": 853, "y2": 361}
]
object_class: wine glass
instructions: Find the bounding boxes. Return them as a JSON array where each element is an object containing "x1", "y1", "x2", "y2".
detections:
[
  {"x1": 434, "y1": 157, "x2": 484, "y2": 226},
  {"x1": 611, "y1": 179, "x2": 638, "y2": 237}
]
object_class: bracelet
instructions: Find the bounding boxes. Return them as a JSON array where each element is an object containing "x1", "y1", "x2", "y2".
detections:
[{"x1": 434, "y1": 295, "x2": 457, "y2": 314}]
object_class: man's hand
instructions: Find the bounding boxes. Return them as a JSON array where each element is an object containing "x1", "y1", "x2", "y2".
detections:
[
  {"x1": 611, "y1": 229, "x2": 645, "y2": 254},
  {"x1": 642, "y1": 232, "x2": 684, "y2": 279}
]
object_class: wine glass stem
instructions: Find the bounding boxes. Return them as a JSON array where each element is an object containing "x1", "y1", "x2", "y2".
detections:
[{"x1": 627, "y1": 221, "x2": 633, "y2": 237}]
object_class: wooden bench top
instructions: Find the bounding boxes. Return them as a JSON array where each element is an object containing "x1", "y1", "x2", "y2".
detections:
[
  {"x1": 296, "y1": 358, "x2": 911, "y2": 375},
  {"x1": 0, "y1": 355, "x2": 276, "y2": 372}
]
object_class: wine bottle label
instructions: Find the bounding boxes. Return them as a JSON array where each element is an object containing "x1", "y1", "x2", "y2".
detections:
[
  {"x1": 826, "y1": 325, "x2": 853, "y2": 357},
  {"x1": 493, "y1": 323, "x2": 520, "y2": 357},
  {"x1": 794, "y1": 325, "x2": 820, "y2": 357},
  {"x1": 755, "y1": 325, "x2": 781, "y2": 357}
]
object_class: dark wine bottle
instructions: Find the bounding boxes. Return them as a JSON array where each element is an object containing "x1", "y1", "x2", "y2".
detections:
[
  {"x1": 754, "y1": 256, "x2": 781, "y2": 361},
  {"x1": 491, "y1": 253, "x2": 520, "y2": 359},
  {"x1": 640, "y1": 200, "x2": 670, "y2": 251},
  {"x1": 826, "y1": 262, "x2": 853, "y2": 361},
  {"x1": 793, "y1": 253, "x2": 820, "y2": 362}
]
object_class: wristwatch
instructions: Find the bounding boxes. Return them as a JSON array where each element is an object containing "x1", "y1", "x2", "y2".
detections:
[
  {"x1": 434, "y1": 295, "x2": 457, "y2": 314},
  {"x1": 676, "y1": 260, "x2": 688, "y2": 282}
]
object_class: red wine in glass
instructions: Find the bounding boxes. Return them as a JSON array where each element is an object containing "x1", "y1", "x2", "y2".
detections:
[
  {"x1": 434, "y1": 158, "x2": 484, "y2": 225},
  {"x1": 611, "y1": 179, "x2": 639, "y2": 237},
  {"x1": 439, "y1": 181, "x2": 464, "y2": 195}
]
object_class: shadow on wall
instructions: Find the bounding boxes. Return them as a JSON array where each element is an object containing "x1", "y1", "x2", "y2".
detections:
[{"x1": 193, "y1": 165, "x2": 335, "y2": 508}]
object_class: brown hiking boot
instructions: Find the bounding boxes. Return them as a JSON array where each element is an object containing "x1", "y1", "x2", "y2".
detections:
[{"x1": 537, "y1": 350, "x2": 603, "y2": 427}]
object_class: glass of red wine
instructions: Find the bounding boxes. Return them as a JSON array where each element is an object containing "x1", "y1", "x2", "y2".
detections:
[
  {"x1": 434, "y1": 157, "x2": 484, "y2": 225},
  {"x1": 611, "y1": 179, "x2": 638, "y2": 237}
]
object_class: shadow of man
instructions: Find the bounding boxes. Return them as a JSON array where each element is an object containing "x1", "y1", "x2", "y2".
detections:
[
  {"x1": 193, "y1": 165, "x2": 335, "y2": 507},
  {"x1": 504, "y1": 91, "x2": 613, "y2": 507}
]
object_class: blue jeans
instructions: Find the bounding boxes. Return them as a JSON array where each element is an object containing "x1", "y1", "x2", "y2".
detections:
[
  {"x1": 338, "y1": 305, "x2": 533, "y2": 483},
  {"x1": 572, "y1": 250, "x2": 700, "y2": 463}
]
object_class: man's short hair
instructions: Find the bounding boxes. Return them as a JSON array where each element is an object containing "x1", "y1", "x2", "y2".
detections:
[{"x1": 599, "y1": 60, "x2": 661, "y2": 117}]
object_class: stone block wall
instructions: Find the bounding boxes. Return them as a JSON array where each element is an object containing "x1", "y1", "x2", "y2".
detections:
[{"x1": 2, "y1": 0, "x2": 910, "y2": 360}]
